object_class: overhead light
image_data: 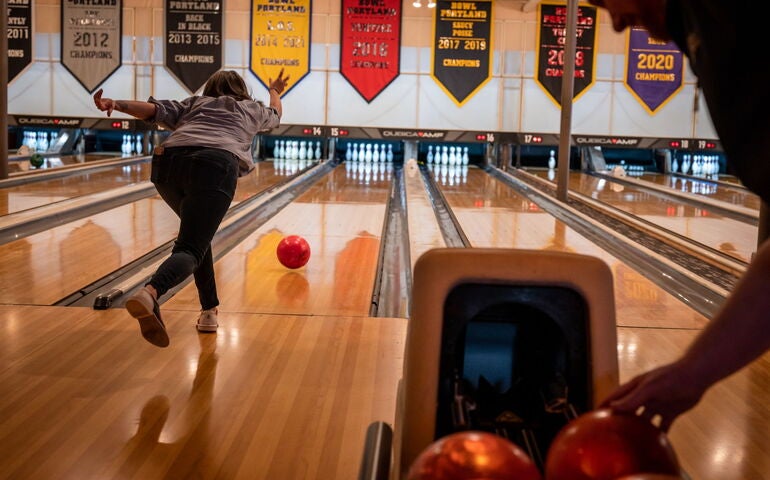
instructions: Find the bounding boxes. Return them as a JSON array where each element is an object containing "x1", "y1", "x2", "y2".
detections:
[
  {"x1": 413, "y1": 0, "x2": 422, "y2": 6},
  {"x1": 427, "y1": 0, "x2": 436, "y2": 6}
]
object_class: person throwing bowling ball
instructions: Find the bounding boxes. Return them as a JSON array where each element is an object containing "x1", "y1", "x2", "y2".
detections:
[
  {"x1": 93, "y1": 69, "x2": 289, "y2": 347},
  {"x1": 588, "y1": 0, "x2": 770, "y2": 432}
]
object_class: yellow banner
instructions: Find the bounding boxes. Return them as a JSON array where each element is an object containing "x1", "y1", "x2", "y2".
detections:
[{"x1": 250, "y1": 0, "x2": 311, "y2": 96}]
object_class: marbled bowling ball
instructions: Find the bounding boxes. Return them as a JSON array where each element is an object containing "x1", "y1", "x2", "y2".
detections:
[
  {"x1": 545, "y1": 409, "x2": 680, "y2": 480},
  {"x1": 407, "y1": 431, "x2": 542, "y2": 480}
]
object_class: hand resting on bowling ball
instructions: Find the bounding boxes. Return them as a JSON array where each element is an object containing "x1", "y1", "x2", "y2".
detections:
[{"x1": 600, "y1": 361, "x2": 706, "y2": 432}]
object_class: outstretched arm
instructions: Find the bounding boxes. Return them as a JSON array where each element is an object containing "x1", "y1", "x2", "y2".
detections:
[
  {"x1": 602, "y1": 237, "x2": 770, "y2": 430},
  {"x1": 93, "y1": 89, "x2": 156, "y2": 120},
  {"x1": 267, "y1": 68, "x2": 290, "y2": 119}
]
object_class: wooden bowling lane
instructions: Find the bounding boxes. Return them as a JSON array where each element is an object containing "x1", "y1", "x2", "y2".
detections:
[
  {"x1": 617, "y1": 328, "x2": 770, "y2": 480},
  {"x1": 437, "y1": 166, "x2": 709, "y2": 330},
  {"x1": 0, "y1": 162, "x2": 288, "y2": 305},
  {"x1": 404, "y1": 160, "x2": 446, "y2": 269},
  {"x1": 165, "y1": 162, "x2": 392, "y2": 318},
  {"x1": 637, "y1": 171, "x2": 760, "y2": 211},
  {"x1": 0, "y1": 304, "x2": 406, "y2": 479},
  {"x1": 0, "y1": 161, "x2": 150, "y2": 216},
  {"x1": 7, "y1": 152, "x2": 120, "y2": 175},
  {"x1": 531, "y1": 170, "x2": 757, "y2": 264},
  {"x1": 436, "y1": 166, "x2": 770, "y2": 480}
]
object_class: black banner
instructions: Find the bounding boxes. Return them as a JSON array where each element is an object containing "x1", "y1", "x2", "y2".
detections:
[
  {"x1": 536, "y1": 3, "x2": 597, "y2": 106},
  {"x1": 165, "y1": 0, "x2": 223, "y2": 93},
  {"x1": 7, "y1": 0, "x2": 33, "y2": 83},
  {"x1": 432, "y1": 0, "x2": 492, "y2": 106}
]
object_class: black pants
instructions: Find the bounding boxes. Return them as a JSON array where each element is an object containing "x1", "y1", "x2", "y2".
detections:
[{"x1": 148, "y1": 146, "x2": 238, "y2": 310}]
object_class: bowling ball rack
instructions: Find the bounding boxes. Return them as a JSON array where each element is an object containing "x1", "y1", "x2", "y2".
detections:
[{"x1": 443, "y1": 368, "x2": 580, "y2": 469}]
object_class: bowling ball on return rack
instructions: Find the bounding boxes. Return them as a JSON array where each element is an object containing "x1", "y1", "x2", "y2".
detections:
[
  {"x1": 407, "y1": 430, "x2": 542, "y2": 480},
  {"x1": 614, "y1": 474, "x2": 683, "y2": 480},
  {"x1": 544, "y1": 409, "x2": 680, "y2": 480},
  {"x1": 276, "y1": 235, "x2": 311, "y2": 269}
]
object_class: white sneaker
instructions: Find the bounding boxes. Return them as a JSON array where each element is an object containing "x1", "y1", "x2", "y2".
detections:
[{"x1": 196, "y1": 308, "x2": 218, "y2": 333}]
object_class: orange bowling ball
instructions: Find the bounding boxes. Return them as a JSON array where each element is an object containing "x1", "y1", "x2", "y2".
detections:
[
  {"x1": 407, "y1": 431, "x2": 542, "y2": 480},
  {"x1": 276, "y1": 235, "x2": 311, "y2": 269},
  {"x1": 544, "y1": 409, "x2": 680, "y2": 480}
]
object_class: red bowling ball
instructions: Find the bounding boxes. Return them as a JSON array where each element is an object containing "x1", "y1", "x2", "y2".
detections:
[
  {"x1": 276, "y1": 235, "x2": 311, "y2": 269},
  {"x1": 407, "y1": 431, "x2": 542, "y2": 480},
  {"x1": 615, "y1": 475, "x2": 683, "y2": 480},
  {"x1": 545, "y1": 409, "x2": 680, "y2": 480}
]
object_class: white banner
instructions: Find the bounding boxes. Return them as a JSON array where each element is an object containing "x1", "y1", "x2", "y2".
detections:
[{"x1": 61, "y1": 0, "x2": 122, "y2": 92}]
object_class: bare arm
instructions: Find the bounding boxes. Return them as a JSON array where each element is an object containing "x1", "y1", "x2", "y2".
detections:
[
  {"x1": 267, "y1": 68, "x2": 290, "y2": 119},
  {"x1": 602, "y1": 237, "x2": 770, "y2": 430},
  {"x1": 93, "y1": 89, "x2": 156, "y2": 120}
]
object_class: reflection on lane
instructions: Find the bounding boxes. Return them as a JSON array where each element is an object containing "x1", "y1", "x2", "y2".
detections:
[
  {"x1": 0, "y1": 162, "x2": 150, "y2": 216},
  {"x1": 632, "y1": 171, "x2": 759, "y2": 211},
  {"x1": 530, "y1": 169, "x2": 756, "y2": 263}
]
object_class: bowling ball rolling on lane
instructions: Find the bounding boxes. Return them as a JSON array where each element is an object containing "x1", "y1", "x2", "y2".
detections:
[
  {"x1": 276, "y1": 235, "x2": 311, "y2": 269},
  {"x1": 29, "y1": 153, "x2": 45, "y2": 169}
]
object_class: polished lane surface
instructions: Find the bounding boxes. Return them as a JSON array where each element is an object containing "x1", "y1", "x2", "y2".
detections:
[
  {"x1": 0, "y1": 161, "x2": 288, "y2": 305},
  {"x1": 530, "y1": 169, "x2": 757, "y2": 263},
  {"x1": 166, "y1": 162, "x2": 392, "y2": 317},
  {"x1": 638, "y1": 171, "x2": 759, "y2": 211},
  {"x1": 0, "y1": 161, "x2": 150, "y2": 216},
  {"x1": 0, "y1": 161, "x2": 766, "y2": 480}
]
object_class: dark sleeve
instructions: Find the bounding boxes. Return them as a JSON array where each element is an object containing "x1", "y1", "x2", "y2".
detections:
[{"x1": 687, "y1": 0, "x2": 770, "y2": 202}]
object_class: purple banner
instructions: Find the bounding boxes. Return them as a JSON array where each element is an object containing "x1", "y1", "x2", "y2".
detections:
[{"x1": 625, "y1": 27, "x2": 684, "y2": 113}]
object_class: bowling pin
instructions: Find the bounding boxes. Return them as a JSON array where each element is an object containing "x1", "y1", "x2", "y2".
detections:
[
  {"x1": 462, "y1": 146, "x2": 469, "y2": 165},
  {"x1": 387, "y1": 144, "x2": 394, "y2": 162},
  {"x1": 427, "y1": 145, "x2": 434, "y2": 164},
  {"x1": 38, "y1": 131, "x2": 48, "y2": 151},
  {"x1": 298, "y1": 141, "x2": 307, "y2": 160},
  {"x1": 671, "y1": 156, "x2": 679, "y2": 174},
  {"x1": 548, "y1": 150, "x2": 556, "y2": 169},
  {"x1": 441, "y1": 145, "x2": 449, "y2": 165},
  {"x1": 372, "y1": 143, "x2": 379, "y2": 163},
  {"x1": 315, "y1": 141, "x2": 322, "y2": 160}
]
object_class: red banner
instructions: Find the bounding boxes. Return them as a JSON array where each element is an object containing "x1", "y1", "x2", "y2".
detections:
[{"x1": 340, "y1": 0, "x2": 402, "y2": 103}]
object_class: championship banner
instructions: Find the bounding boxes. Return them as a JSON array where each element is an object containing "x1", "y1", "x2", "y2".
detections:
[
  {"x1": 250, "y1": 0, "x2": 311, "y2": 96},
  {"x1": 624, "y1": 27, "x2": 684, "y2": 114},
  {"x1": 165, "y1": 0, "x2": 223, "y2": 94},
  {"x1": 61, "y1": 0, "x2": 122, "y2": 93},
  {"x1": 7, "y1": 0, "x2": 33, "y2": 83},
  {"x1": 340, "y1": 0, "x2": 402, "y2": 103},
  {"x1": 536, "y1": 2, "x2": 596, "y2": 106},
  {"x1": 432, "y1": 0, "x2": 492, "y2": 106}
]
